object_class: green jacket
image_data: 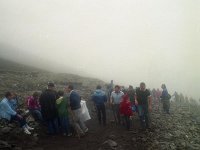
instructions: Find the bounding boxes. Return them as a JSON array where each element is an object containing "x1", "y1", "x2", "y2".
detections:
[{"x1": 56, "y1": 96, "x2": 69, "y2": 117}]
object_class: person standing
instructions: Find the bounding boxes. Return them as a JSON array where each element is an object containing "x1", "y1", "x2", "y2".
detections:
[
  {"x1": 127, "y1": 85, "x2": 136, "y2": 112},
  {"x1": 155, "y1": 88, "x2": 162, "y2": 111},
  {"x1": 120, "y1": 94, "x2": 133, "y2": 130},
  {"x1": 56, "y1": 90, "x2": 72, "y2": 136},
  {"x1": 136, "y1": 82, "x2": 152, "y2": 129},
  {"x1": 39, "y1": 82, "x2": 58, "y2": 135},
  {"x1": 161, "y1": 84, "x2": 170, "y2": 114},
  {"x1": 66, "y1": 85, "x2": 88, "y2": 136},
  {"x1": 110, "y1": 85, "x2": 124, "y2": 124},
  {"x1": 92, "y1": 85, "x2": 107, "y2": 126}
]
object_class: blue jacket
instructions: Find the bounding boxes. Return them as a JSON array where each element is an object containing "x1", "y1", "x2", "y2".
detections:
[
  {"x1": 8, "y1": 99, "x2": 18, "y2": 111},
  {"x1": 0, "y1": 98, "x2": 17, "y2": 121},
  {"x1": 69, "y1": 91, "x2": 81, "y2": 110},
  {"x1": 161, "y1": 89, "x2": 169, "y2": 100},
  {"x1": 92, "y1": 89, "x2": 107, "y2": 105}
]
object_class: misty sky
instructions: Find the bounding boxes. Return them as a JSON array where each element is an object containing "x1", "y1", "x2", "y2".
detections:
[{"x1": 0, "y1": 0, "x2": 200, "y2": 99}]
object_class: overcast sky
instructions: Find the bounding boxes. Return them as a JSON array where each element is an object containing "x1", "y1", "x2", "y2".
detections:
[{"x1": 0, "y1": 0, "x2": 200, "y2": 99}]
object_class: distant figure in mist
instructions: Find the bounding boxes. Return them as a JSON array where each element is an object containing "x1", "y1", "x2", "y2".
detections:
[
  {"x1": 179, "y1": 93, "x2": 185, "y2": 103},
  {"x1": 173, "y1": 91, "x2": 179, "y2": 103},
  {"x1": 155, "y1": 88, "x2": 161, "y2": 111},
  {"x1": 172, "y1": 91, "x2": 180, "y2": 108},
  {"x1": 106, "y1": 80, "x2": 114, "y2": 98},
  {"x1": 152, "y1": 89, "x2": 156, "y2": 101},
  {"x1": 161, "y1": 84, "x2": 171, "y2": 114}
]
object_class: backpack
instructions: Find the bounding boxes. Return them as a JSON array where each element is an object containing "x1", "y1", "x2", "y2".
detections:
[{"x1": 167, "y1": 94, "x2": 171, "y2": 100}]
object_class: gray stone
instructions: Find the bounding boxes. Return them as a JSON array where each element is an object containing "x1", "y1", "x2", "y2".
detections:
[
  {"x1": 0, "y1": 140, "x2": 11, "y2": 148},
  {"x1": 108, "y1": 134, "x2": 116, "y2": 140},
  {"x1": 103, "y1": 139, "x2": 118, "y2": 148},
  {"x1": 132, "y1": 137, "x2": 136, "y2": 142},
  {"x1": 33, "y1": 133, "x2": 39, "y2": 137},
  {"x1": 8, "y1": 123, "x2": 16, "y2": 128},
  {"x1": 1, "y1": 127, "x2": 12, "y2": 134},
  {"x1": 13, "y1": 147, "x2": 22, "y2": 150}
]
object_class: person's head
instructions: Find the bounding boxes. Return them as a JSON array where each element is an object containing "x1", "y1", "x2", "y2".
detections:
[
  {"x1": 140, "y1": 82, "x2": 146, "y2": 91},
  {"x1": 161, "y1": 84, "x2": 166, "y2": 89},
  {"x1": 123, "y1": 89, "x2": 128, "y2": 95},
  {"x1": 12, "y1": 92, "x2": 18, "y2": 99},
  {"x1": 128, "y1": 85, "x2": 133, "y2": 90},
  {"x1": 123, "y1": 94, "x2": 129, "y2": 101},
  {"x1": 5, "y1": 91, "x2": 13, "y2": 100},
  {"x1": 48, "y1": 82, "x2": 55, "y2": 90},
  {"x1": 115, "y1": 85, "x2": 120, "y2": 93},
  {"x1": 66, "y1": 84, "x2": 74, "y2": 93},
  {"x1": 33, "y1": 92, "x2": 39, "y2": 99},
  {"x1": 96, "y1": 85, "x2": 102, "y2": 90},
  {"x1": 57, "y1": 90, "x2": 64, "y2": 97}
]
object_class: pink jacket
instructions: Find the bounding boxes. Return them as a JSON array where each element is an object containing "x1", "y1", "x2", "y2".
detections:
[{"x1": 27, "y1": 96, "x2": 41, "y2": 110}]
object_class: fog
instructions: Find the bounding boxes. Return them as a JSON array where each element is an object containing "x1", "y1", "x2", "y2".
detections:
[{"x1": 0, "y1": 0, "x2": 200, "y2": 99}]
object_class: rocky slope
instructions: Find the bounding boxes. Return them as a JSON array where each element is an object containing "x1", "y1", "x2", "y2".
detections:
[
  {"x1": 0, "y1": 58, "x2": 200, "y2": 150},
  {"x1": 0, "y1": 58, "x2": 104, "y2": 98}
]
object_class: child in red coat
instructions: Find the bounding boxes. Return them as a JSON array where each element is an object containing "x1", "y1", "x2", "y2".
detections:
[{"x1": 120, "y1": 94, "x2": 133, "y2": 130}]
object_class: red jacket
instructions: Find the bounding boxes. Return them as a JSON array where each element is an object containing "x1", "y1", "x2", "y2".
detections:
[{"x1": 120, "y1": 94, "x2": 133, "y2": 116}]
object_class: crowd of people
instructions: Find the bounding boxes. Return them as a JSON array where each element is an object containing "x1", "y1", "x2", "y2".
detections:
[
  {"x1": 92, "y1": 82, "x2": 171, "y2": 131},
  {"x1": 0, "y1": 81, "x2": 171, "y2": 137},
  {"x1": 0, "y1": 83, "x2": 89, "y2": 136}
]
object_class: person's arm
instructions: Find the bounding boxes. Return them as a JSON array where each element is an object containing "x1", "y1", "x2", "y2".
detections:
[
  {"x1": 39, "y1": 94, "x2": 43, "y2": 108},
  {"x1": 28, "y1": 98, "x2": 34, "y2": 110},
  {"x1": 120, "y1": 92, "x2": 124, "y2": 102},
  {"x1": 37, "y1": 99, "x2": 41, "y2": 110},
  {"x1": 104, "y1": 95, "x2": 107, "y2": 103},
  {"x1": 3, "y1": 101, "x2": 17, "y2": 116},
  {"x1": 110, "y1": 94, "x2": 114, "y2": 104},
  {"x1": 103, "y1": 95, "x2": 108, "y2": 106},
  {"x1": 135, "y1": 92, "x2": 138, "y2": 105}
]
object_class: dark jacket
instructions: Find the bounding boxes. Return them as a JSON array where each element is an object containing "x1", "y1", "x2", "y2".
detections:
[
  {"x1": 39, "y1": 89, "x2": 58, "y2": 120},
  {"x1": 92, "y1": 89, "x2": 107, "y2": 105},
  {"x1": 161, "y1": 89, "x2": 170, "y2": 101},
  {"x1": 69, "y1": 91, "x2": 81, "y2": 110}
]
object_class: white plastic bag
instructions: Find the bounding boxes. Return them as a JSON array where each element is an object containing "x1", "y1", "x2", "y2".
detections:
[{"x1": 80, "y1": 100, "x2": 91, "y2": 122}]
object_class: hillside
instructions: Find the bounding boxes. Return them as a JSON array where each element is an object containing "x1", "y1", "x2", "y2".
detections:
[{"x1": 0, "y1": 57, "x2": 105, "y2": 98}]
